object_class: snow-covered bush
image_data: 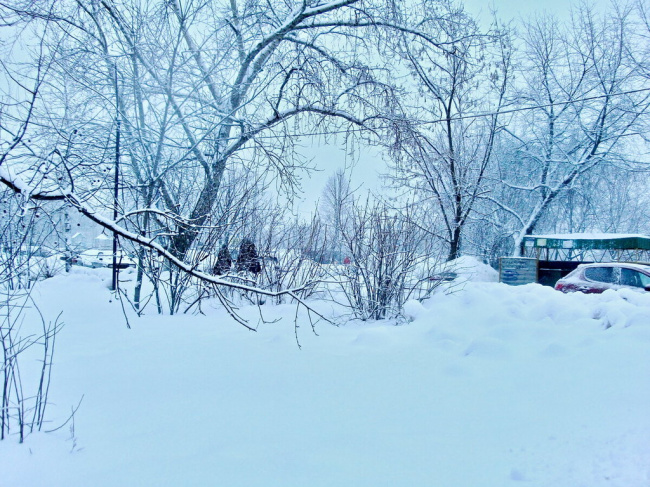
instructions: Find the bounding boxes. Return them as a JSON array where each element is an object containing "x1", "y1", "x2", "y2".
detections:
[{"x1": 336, "y1": 199, "x2": 445, "y2": 321}]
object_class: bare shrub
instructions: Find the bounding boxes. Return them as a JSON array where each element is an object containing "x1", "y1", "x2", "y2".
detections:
[
  {"x1": 1, "y1": 289, "x2": 63, "y2": 442},
  {"x1": 336, "y1": 198, "x2": 445, "y2": 321}
]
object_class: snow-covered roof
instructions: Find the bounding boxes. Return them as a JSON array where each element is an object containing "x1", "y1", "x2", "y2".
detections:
[
  {"x1": 576, "y1": 262, "x2": 650, "y2": 272},
  {"x1": 524, "y1": 234, "x2": 650, "y2": 250},
  {"x1": 528, "y1": 233, "x2": 650, "y2": 240}
]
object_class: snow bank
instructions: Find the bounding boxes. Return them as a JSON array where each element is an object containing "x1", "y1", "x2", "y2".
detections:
[
  {"x1": 1, "y1": 272, "x2": 649, "y2": 487},
  {"x1": 442, "y1": 254, "x2": 499, "y2": 282}
]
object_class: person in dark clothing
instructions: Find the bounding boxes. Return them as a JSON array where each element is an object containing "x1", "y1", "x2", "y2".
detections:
[
  {"x1": 213, "y1": 244, "x2": 232, "y2": 275},
  {"x1": 236, "y1": 238, "x2": 261, "y2": 275}
]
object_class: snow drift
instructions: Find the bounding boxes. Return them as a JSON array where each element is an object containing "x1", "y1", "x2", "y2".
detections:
[{"x1": 1, "y1": 268, "x2": 649, "y2": 487}]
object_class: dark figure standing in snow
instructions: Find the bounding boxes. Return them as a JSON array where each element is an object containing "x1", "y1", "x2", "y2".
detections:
[
  {"x1": 236, "y1": 238, "x2": 261, "y2": 275},
  {"x1": 213, "y1": 244, "x2": 232, "y2": 275}
]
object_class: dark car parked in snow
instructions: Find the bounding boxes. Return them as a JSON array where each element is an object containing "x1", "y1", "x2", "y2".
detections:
[{"x1": 554, "y1": 262, "x2": 650, "y2": 294}]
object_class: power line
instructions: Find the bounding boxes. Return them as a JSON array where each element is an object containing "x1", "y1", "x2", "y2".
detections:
[
  {"x1": 242, "y1": 86, "x2": 650, "y2": 140},
  {"x1": 419, "y1": 87, "x2": 650, "y2": 125}
]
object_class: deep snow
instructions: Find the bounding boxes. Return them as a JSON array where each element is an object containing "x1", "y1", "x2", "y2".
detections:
[{"x1": 1, "y1": 268, "x2": 649, "y2": 487}]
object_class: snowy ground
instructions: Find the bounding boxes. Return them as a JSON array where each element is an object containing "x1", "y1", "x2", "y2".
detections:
[{"x1": 1, "y1": 268, "x2": 650, "y2": 486}]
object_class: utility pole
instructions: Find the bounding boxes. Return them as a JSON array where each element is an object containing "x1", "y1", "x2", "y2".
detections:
[
  {"x1": 111, "y1": 117, "x2": 120, "y2": 291},
  {"x1": 111, "y1": 67, "x2": 121, "y2": 292}
]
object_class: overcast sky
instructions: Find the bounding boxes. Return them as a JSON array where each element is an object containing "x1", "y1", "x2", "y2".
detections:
[{"x1": 464, "y1": 0, "x2": 612, "y2": 23}]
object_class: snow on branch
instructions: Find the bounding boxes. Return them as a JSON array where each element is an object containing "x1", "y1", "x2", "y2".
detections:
[{"x1": 0, "y1": 174, "x2": 319, "y2": 300}]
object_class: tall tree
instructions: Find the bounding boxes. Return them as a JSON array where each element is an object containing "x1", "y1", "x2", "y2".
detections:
[
  {"x1": 319, "y1": 168, "x2": 354, "y2": 260},
  {"x1": 387, "y1": 0, "x2": 512, "y2": 261},
  {"x1": 39, "y1": 0, "x2": 398, "y2": 260}
]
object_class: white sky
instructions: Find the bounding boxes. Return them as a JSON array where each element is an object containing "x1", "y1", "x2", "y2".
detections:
[
  {"x1": 463, "y1": 0, "x2": 598, "y2": 22},
  {"x1": 293, "y1": 0, "x2": 614, "y2": 217}
]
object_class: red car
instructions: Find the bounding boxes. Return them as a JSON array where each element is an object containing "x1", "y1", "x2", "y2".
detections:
[{"x1": 555, "y1": 262, "x2": 650, "y2": 294}]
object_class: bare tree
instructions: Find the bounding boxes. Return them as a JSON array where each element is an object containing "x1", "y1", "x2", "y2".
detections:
[
  {"x1": 318, "y1": 168, "x2": 354, "y2": 262},
  {"x1": 387, "y1": 0, "x2": 512, "y2": 261},
  {"x1": 39, "y1": 0, "x2": 398, "y2": 259}
]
